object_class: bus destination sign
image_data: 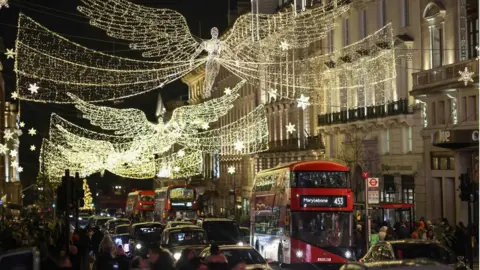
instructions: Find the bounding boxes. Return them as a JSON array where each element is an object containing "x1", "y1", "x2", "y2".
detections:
[{"x1": 300, "y1": 195, "x2": 347, "y2": 208}]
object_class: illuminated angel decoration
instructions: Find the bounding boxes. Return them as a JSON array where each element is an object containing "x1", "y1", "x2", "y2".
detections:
[
  {"x1": 15, "y1": 0, "x2": 351, "y2": 103},
  {"x1": 40, "y1": 80, "x2": 269, "y2": 178}
]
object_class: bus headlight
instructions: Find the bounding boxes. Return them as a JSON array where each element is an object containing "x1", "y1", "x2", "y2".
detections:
[
  {"x1": 136, "y1": 243, "x2": 142, "y2": 249},
  {"x1": 173, "y1": 252, "x2": 181, "y2": 260},
  {"x1": 237, "y1": 242, "x2": 244, "y2": 246},
  {"x1": 344, "y1": 251, "x2": 352, "y2": 259},
  {"x1": 295, "y1": 250, "x2": 304, "y2": 258}
]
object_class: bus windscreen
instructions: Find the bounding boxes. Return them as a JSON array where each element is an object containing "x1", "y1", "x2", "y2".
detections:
[
  {"x1": 292, "y1": 171, "x2": 348, "y2": 188},
  {"x1": 169, "y1": 188, "x2": 195, "y2": 201}
]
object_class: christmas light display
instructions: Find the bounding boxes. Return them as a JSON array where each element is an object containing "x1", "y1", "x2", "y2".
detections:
[
  {"x1": 15, "y1": 0, "x2": 351, "y2": 103},
  {"x1": 458, "y1": 67, "x2": 474, "y2": 86},
  {"x1": 81, "y1": 179, "x2": 94, "y2": 210},
  {"x1": 5, "y1": 48, "x2": 14, "y2": 59}
]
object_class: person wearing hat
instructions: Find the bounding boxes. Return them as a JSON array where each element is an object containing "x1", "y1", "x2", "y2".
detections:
[{"x1": 354, "y1": 224, "x2": 366, "y2": 259}]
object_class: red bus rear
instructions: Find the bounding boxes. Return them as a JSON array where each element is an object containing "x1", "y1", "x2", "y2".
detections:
[
  {"x1": 126, "y1": 190, "x2": 155, "y2": 220},
  {"x1": 251, "y1": 160, "x2": 354, "y2": 269}
]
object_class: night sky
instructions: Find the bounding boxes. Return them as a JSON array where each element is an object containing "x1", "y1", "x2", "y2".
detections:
[{"x1": 0, "y1": 0, "x2": 235, "y2": 203}]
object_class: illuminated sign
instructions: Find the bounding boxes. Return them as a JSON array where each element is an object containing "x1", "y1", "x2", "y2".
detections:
[
  {"x1": 170, "y1": 202, "x2": 194, "y2": 209},
  {"x1": 299, "y1": 195, "x2": 347, "y2": 208},
  {"x1": 169, "y1": 188, "x2": 195, "y2": 200}
]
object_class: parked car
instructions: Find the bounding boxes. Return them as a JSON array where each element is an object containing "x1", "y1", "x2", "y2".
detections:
[
  {"x1": 87, "y1": 216, "x2": 113, "y2": 229},
  {"x1": 340, "y1": 259, "x2": 454, "y2": 270},
  {"x1": 199, "y1": 245, "x2": 271, "y2": 270},
  {"x1": 161, "y1": 225, "x2": 208, "y2": 260},
  {"x1": 104, "y1": 218, "x2": 130, "y2": 234},
  {"x1": 112, "y1": 224, "x2": 131, "y2": 254},
  {"x1": 165, "y1": 221, "x2": 193, "y2": 229},
  {"x1": 360, "y1": 240, "x2": 468, "y2": 270}
]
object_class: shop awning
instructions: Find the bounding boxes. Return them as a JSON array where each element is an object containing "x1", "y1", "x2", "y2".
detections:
[{"x1": 432, "y1": 129, "x2": 479, "y2": 150}]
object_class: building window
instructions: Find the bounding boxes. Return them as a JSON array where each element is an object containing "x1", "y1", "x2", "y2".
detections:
[
  {"x1": 431, "y1": 102, "x2": 436, "y2": 125},
  {"x1": 468, "y1": 95, "x2": 478, "y2": 121},
  {"x1": 343, "y1": 19, "x2": 349, "y2": 46},
  {"x1": 360, "y1": 9, "x2": 367, "y2": 38},
  {"x1": 467, "y1": 13, "x2": 479, "y2": 59},
  {"x1": 401, "y1": 175, "x2": 414, "y2": 204},
  {"x1": 328, "y1": 30, "x2": 334, "y2": 53},
  {"x1": 403, "y1": 126, "x2": 413, "y2": 153},
  {"x1": 430, "y1": 26, "x2": 444, "y2": 68},
  {"x1": 384, "y1": 129, "x2": 390, "y2": 153},
  {"x1": 438, "y1": 100, "x2": 445, "y2": 124},
  {"x1": 383, "y1": 175, "x2": 395, "y2": 202},
  {"x1": 401, "y1": 0, "x2": 409, "y2": 27},
  {"x1": 378, "y1": 0, "x2": 386, "y2": 27},
  {"x1": 431, "y1": 154, "x2": 455, "y2": 170}
]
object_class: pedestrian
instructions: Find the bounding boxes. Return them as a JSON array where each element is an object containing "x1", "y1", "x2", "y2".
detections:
[
  {"x1": 115, "y1": 245, "x2": 130, "y2": 270},
  {"x1": 148, "y1": 246, "x2": 175, "y2": 270},
  {"x1": 176, "y1": 248, "x2": 197, "y2": 270},
  {"x1": 93, "y1": 236, "x2": 117, "y2": 270},
  {"x1": 90, "y1": 226, "x2": 104, "y2": 256},
  {"x1": 354, "y1": 224, "x2": 365, "y2": 259}
]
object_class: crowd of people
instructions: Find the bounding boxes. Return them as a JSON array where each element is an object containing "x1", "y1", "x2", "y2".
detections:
[
  {"x1": 0, "y1": 215, "x2": 246, "y2": 270},
  {"x1": 353, "y1": 217, "x2": 479, "y2": 260}
]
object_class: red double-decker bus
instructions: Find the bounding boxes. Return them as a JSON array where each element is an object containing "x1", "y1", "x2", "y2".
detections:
[
  {"x1": 153, "y1": 185, "x2": 197, "y2": 223},
  {"x1": 251, "y1": 160, "x2": 354, "y2": 268},
  {"x1": 126, "y1": 190, "x2": 155, "y2": 220}
]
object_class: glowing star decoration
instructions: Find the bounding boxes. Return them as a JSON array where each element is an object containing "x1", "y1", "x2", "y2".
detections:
[
  {"x1": 268, "y1": 89, "x2": 278, "y2": 102},
  {"x1": 11, "y1": 92, "x2": 18, "y2": 100},
  {"x1": 279, "y1": 41, "x2": 290, "y2": 51},
  {"x1": 296, "y1": 95, "x2": 310, "y2": 110},
  {"x1": 234, "y1": 141, "x2": 244, "y2": 152},
  {"x1": 4, "y1": 130, "x2": 14, "y2": 141},
  {"x1": 458, "y1": 67, "x2": 475, "y2": 86},
  {"x1": 28, "y1": 128, "x2": 37, "y2": 136},
  {"x1": 4, "y1": 48, "x2": 14, "y2": 59},
  {"x1": 11, "y1": 161, "x2": 18, "y2": 168},
  {"x1": 17, "y1": 166, "x2": 23, "y2": 173},
  {"x1": 224, "y1": 87, "x2": 232, "y2": 95},
  {"x1": 177, "y1": 150, "x2": 185, "y2": 157},
  {"x1": 0, "y1": 144, "x2": 8, "y2": 155},
  {"x1": 286, "y1": 123, "x2": 296, "y2": 134},
  {"x1": 9, "y1": 150, "x2": 17, "y2": 158},
  {"x1": 19, "y1": 122, "x2": 25, "y2": 128},
  {"x1": 227, "y1": 166, "x2": 236, "y2": 175},
  {"x1": 16, "y1": 1, "x2": 351, "y2": 103},
  {"x1": 30, "y1": 145, "x2": 36, "y2": 151},
  {"x1": 28, "y1": 83, "x2": 40, "y2": 94},
  {"x1": 202, "y1": 123, "x2": 209, "y2": 130}
]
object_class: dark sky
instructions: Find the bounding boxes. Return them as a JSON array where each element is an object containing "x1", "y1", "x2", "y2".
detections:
[{"x1": 0, "y1": 0, "x2": 235, "y2": 203}]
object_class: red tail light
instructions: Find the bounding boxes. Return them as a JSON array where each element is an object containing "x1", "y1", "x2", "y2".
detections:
[
  {"x1": 166, "y1": 199, "x2": 171, "y2": 210},
  {"x1": 193, "y1": 200, "x2": 197, "y2": 209}
]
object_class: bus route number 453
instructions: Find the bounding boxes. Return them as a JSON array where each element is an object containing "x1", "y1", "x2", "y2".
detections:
[{"x1": 333, "y1": 197, "x2": 344, "y2": 206}]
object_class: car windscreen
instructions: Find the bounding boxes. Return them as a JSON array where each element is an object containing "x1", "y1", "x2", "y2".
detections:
[
  {"x1": 221, "y1": 249, "x2": 266, "y2": 267},
  {"x1": 203, "y1": 221, "x2": 240, "y2": 243},
  {"x1": 96, "y1": 218, "x2": 112, "y2": 226},
  {"x1": 168, "y1": 230, "x2": 207, "y2": 246},
  {"x1": 115, "y1": 226, "x2": 130, "y2": 234},
  {"x1": 135, "y1": 225, "x2": 162, "y2": 241},
  {"x1": 391, "y1": 243, "x2": 457, "y2": 264}
]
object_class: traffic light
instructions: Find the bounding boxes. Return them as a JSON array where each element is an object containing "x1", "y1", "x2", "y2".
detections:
[{"x1": 459, "y1": 173, "x2": 471, "y2": 201}]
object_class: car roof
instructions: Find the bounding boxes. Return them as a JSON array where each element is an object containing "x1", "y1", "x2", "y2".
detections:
[
  {"x1": 200, "y1": 218, "x2": 235, "y2": 222},
  {"x1": 165, "y1": 225, "x2": 202, "y2": 232},
  {"x1": 116, "y1": 224, "x2": 130, "y2": 228},
  {"x1": 132, "y1": 222, "x2": 162, "y2": 228}
]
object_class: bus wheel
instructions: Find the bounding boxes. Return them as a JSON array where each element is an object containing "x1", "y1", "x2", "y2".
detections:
[{"x1": 277, "y1": 245, "x2": 283, "y2": 264}]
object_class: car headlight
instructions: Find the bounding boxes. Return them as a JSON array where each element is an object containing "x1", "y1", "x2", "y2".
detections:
[
  {"x1": 237, "y1": 242, "x2": 244, "y2": 246},
  {"x1": 344, "y1": 250, "x2": 352, "y2": 259},
  {"x1": 173, "y1": 252, "x2": 181, "y2": 260},
  {"x1": 136, "y1": 243, "x2": 142, "y2": 249},
  {"x1": 78, "y1": 217, "x2": 82, "y2": 220},
  {"x1": 295, "y1": 250, "x2": 304, "y2": 258}
]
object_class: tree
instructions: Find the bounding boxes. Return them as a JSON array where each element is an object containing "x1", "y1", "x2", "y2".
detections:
[{"x1": 81, "y1": 179, "x2": 93, "y2": 210}]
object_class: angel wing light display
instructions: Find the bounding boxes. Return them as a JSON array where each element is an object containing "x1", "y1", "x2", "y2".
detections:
[
  {"x1": 41, "y1": 80, "x2": 269, "y2": 179},
  {"x1": 15, "y1": 0, "x2": 352, "y2": 103}
]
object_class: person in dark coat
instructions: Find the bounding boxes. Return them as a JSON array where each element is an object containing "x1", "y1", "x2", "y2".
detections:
[
  {"x1": 115, "y1": 245, "x2": 130, "y2": 270},
  {"x1": 148, "y1": 247, "x2": 176, "y2": 270},
  {"x1": 397, "y1": 223, "x2": 410, "y2": 240},
  {"x1": 90, "y1": 226, "x2": 104, "y2": 256},
  {"x1": 354, "y1": 224, "x2": 366, "y2": 259},
  {"x1": 176, "y1": 248, "x2": 197, "y2": 270}
]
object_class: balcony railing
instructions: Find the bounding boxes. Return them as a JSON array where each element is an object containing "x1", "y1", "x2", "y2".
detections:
[
  {"x1": 318, "y1": 99, "x2": 412, "y2": 126},
  {"x1": 266, "y1": 136, "x2": 324, "y2": 152},
  {"x1": 412, "y1": 59, "x2": 479, "y2": 92}
]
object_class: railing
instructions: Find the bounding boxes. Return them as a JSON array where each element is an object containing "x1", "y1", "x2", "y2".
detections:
[
  {"x1": 267, "y1": 135, "x2": 324, "y2": 152},
  {"x1": 318, "y1": 99, "x2": 412, "y2": 126},
  {"x1": 412, "y1": 59, "x2": 479, "y2": 89}
]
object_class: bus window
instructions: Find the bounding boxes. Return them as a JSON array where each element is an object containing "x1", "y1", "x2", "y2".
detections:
[{"x1": 291, "y1": 171, "x2": 348, "y2": 188}]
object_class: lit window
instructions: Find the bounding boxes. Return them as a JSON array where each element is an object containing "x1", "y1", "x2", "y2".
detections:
[{"x1": 385, "y1": 129, "x2": 390, "y2": 153}]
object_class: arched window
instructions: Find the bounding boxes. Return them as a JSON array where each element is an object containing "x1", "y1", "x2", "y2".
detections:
[{"x1": 423, "y1": 2, "x2": 446, "y2": 68}]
